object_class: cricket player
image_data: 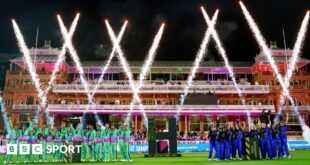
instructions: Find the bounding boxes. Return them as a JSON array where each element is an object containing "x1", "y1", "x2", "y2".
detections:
[
  {"x1": 123, "y1": 122, "x2": 132, "y2": 161},
  {"x1": 258, "y1": 121, "x2": 272, "y2": 160},
  {"x1": 110, "y1": 125, "x2": 118, "y2": 161},
  {"x1": 95, "y1": 124, "x2": 103, "y2": 161},
  {"x1": 54, "y1": 128, "x2": 63, "y2": 162},
  {"x1": 272, "y1": 124, "x2": 282, "y2": 158},
  {"x1": 81, "y1": 125, "x2": 89, "y2": 162},
  {"x1": 280, "y1": 113, "x2": 290, "y2": 159},
  {"x1": 38, "y1": 124, "x2": 48, "y2": 162},
  {"x1": 118, "y1": 124, "x2": 126, "y2": 161},
  {"x1": 88, "y1": 125, "x2": 96, "y2": 161},
  {"x1": 28, "y1": 126, "x2": 40, "y2": 163},
  {"x1": 4, "y1": 124, "x2": 19, "y2": 164},
  {"x1": 224, "y1": 126, "x2": 232, "y2": 160},
  {"x1": 103, "y1": 123, "x2": 111, "y2": 162},
  {"x1": 208, "y1": 126, "x2": 217, "y2": 160},
  {"x1": 215, "y1": 127, "x2": 225, "y2": 160},
  {"x1": 232, "y1": 123, "x2": 243, "y2": 160},
  {"x1": 19, "y1": 118, "x2": 33, "y2": 163}
]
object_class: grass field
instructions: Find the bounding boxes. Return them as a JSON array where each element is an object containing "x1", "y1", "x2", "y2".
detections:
[{"x1": 1, "y1": 150, "x2": 310, "y2": 165}]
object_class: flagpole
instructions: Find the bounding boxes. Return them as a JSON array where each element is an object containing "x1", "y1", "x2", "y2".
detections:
[
  {"x1": 282, "y1": 28, "x2": 288, "y2": 73},
  {"x1": 34, "y1": 27, "x2": 39, "y2": 70}
]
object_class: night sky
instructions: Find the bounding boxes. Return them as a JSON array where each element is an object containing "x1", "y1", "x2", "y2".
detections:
[{"x1": 1, "y1": 0, "x2": 310, "y2": 62}]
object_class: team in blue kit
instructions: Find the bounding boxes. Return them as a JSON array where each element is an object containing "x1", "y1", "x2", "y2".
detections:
[{"x1": 208, "y1": 113, "x2": 291, "y2": 161}]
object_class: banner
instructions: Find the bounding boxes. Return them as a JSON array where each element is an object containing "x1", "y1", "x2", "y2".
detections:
[
  {"x1": 129, "y1": 140, "x2": 310, "y2": 153},
  {"x1": 1, "y1": 140, "x2": 309, "y2": 154}
]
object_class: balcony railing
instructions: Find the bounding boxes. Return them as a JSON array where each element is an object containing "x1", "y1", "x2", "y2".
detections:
[
  {"x1": 12, "y1": 104, "x2": 39, "y2": 111},
  {"x1": 46, "y1": 104, "x2": 274, "y2": 114},
  {"x1": 52, "y1": 84, "x2": 270, "y2": 94},
  {"x1": 282, "y1": 106, "x2": 310, "y2": 111}
]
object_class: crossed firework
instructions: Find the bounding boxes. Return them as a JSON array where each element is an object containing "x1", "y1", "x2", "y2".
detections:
[
  {"x1": 12, "y1": 14, "x2": 165, "y2": 127},
  {"x1": 9, "y1": 1, "x2": 310, "y2": 142}
]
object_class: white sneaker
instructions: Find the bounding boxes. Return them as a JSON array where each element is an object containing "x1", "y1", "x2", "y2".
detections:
[{"x1": 288, "y1": 156, "x2": 291, "y2": 159}]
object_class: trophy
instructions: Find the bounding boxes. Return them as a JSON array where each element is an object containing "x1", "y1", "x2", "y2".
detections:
[{"x1": 259, "y1": 109, "x2": 271, "y2": 124}]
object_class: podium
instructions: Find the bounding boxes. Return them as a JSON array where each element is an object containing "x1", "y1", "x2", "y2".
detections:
[
  {"x1": 244, "y1": 137, "x2": 260, "y2": 160},
  {"x1": 64, "y1": 141, "x2": 81, "y2": 162},
  {"x1": 145, "y1": 118, "x2": 181, "y2": 157}
]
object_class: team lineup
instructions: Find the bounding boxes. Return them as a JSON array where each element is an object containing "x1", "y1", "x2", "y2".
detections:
[
  {"x1": 208, "y1": 113, "x2": 291, "y2": 161},
  {"x1": 3, "y1": 118, "x2": 132, "y2": 163}
]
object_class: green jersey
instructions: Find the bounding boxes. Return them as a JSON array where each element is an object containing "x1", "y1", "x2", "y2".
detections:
[
  {"x1": 88, "y1": 129, "x2": 96, "y2": 142},
  {"x1": 103, "y1": 128, "x2": 111, "y2": 142},
  {"x1": 8, "y1": 129, "x2": 18, "y2": 141},
  {"x1": 110, "y1": 129, "x2": 118, "y2": 142}
]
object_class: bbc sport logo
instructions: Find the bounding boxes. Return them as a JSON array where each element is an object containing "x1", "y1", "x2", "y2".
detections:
[{"x1": 7, "y1": 144, "x2": 81, "y2": 155}]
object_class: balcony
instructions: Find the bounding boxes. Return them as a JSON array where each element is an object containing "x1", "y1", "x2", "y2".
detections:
[
  {"x1": 12, "y1": 104, "x2": 39, "y2": 113},
  {"x1": 52, "y1": 84, "x2": 270, "y2": 94},
  {"x1": 282, "y1": 106, "x2": 310, "y2": 111},
  {"x1": 46, "y1": 104, "x2": 274, "y2": 115}
]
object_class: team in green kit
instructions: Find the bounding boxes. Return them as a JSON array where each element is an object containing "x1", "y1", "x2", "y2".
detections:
[{"x1": 3, "y1": 117, "x2": 133, "y2": 163}]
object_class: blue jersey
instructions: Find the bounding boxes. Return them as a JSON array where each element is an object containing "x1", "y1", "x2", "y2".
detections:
[
  {"x1": 208, "y1": 131, "x2": 217, "y2": 142},
  {"x1": 217, "y1": 131, "x2": 225, "y2": 142},
  {"x1": 224, "y1": 130, "x2": 232, "y2": 141},
  {"x1": 268, "y1": 128, "x2": 273, "y2": 139},
  {"x1": 259, "y1": 128, "x2": 269, "y2": 139},
  {"x1": 272, "y1": 128, "x2": 281, "y2": 139},
  {"x1": 246, "y1": 130, "x2": 258, "y2": 138},
  {"x1": 233, "y1": 128, "x2": 243, "y2": 139},
  {"x1": 280, "y1": 125, "x2": 287, "y2": 139}
]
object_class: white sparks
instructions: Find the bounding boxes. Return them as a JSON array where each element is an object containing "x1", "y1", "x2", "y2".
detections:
[
  {"x1": 12, "y1": 20, "x2": 44, "y2": 104},
  {"x1": 44, "y1": 13, "x2": 80, "y2": 97},
  {"x1": 279, "y1": 11, "x2": 310, "y2": 113},
  {"x1": 127, "y1": 23, "x2": 165, "y2": 121},
  {"x1": 58, "y1": 15, "x2": 92, "y2": 102},
  {"x1": 105, "y1": 20, "x2": 148, "y2": 127},
  {"x1": 201, "y1": 7, "x2": 252, "y2": 127},
  {"x1": 90, "y1": 21, "x2": 128, "y2": 100},
  {"x1": 240, "y1": 1, "x2": 310, "y2": 143},
  {"x1": 177, "y1": 10, "x2": 219, "y2": 117},
  {"x1": 12, "y1": 15, "x2": 80, "y2": 125}
]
